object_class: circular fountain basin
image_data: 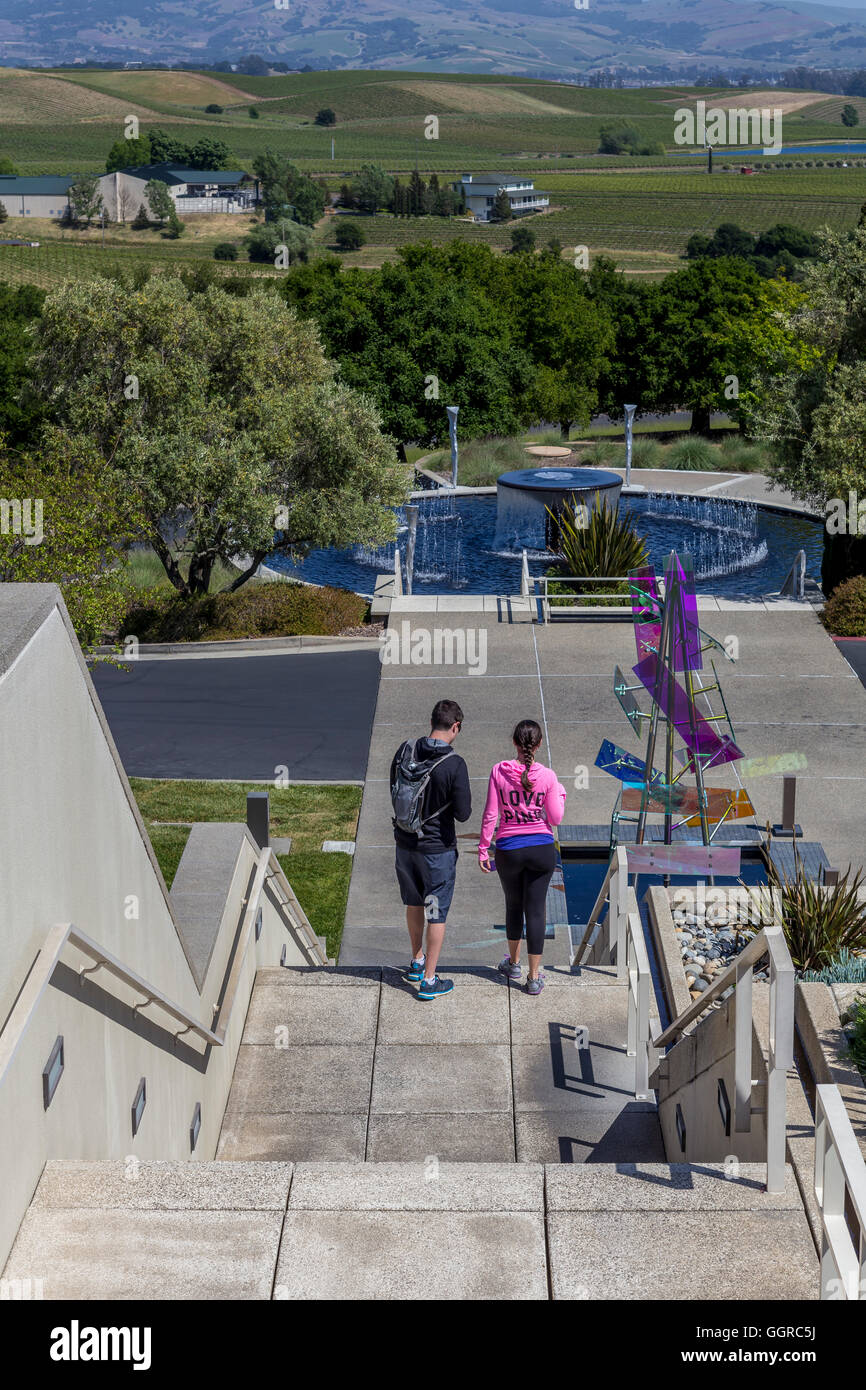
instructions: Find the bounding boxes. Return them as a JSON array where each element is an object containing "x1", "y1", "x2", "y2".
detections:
[{"x1": 495, "y1": 466, "x2": 623, "y2": 551}]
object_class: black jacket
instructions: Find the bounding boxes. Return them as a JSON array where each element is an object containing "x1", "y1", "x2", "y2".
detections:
[{"x1": 391, "y1": 737, "x2": 472, "y2": 852}]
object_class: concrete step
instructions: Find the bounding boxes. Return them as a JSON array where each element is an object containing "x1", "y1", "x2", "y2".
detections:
[
  {"x1": 3, "y1": 1159, "x2": 817, "y2": 1300},
  {"x1": 216, "y1": 966, "x2": 663, "y2": 1164}
]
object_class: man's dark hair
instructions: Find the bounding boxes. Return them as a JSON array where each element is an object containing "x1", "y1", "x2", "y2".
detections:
[{"x1": 431, "y1": 699, "x2": 464, "y2": 732}]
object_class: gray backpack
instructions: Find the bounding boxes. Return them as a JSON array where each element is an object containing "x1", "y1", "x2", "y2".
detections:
[{"x1": 391, "y1": 739, "x2": 455, "y2": 839}]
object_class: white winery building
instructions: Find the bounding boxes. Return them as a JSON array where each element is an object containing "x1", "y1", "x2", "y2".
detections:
[{"x1": 456, "y1": 173, "x2": 550, "y2": 222}]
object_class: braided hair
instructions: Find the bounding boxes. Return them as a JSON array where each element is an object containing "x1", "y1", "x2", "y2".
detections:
[{"x1": 512, "y1": 719, "x2": 543, "y2": 795}]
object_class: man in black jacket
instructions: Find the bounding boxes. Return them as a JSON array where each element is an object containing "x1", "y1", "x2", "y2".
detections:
[{"x1": 391, "y1": 698, "x2": 472, "y2": 1000}]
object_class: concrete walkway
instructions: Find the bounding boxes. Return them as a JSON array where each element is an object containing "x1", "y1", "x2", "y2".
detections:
[
  {"x1": 216, "y1": 964, "x2": 664, "y2": 1165},
  {"x1": 344, "y1": 608, "x2": 866, "y2": 970}
]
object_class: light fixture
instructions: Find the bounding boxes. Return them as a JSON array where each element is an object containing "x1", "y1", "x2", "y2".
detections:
[
  {"x1": 42, "y1": 1036, "x2": 64, "y2": 1110},
  {"x1": 131, "y1": 1077, "x2": 146, "y2": 1137}
]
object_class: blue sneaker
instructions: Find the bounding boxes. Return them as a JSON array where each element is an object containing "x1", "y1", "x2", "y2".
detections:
[
  {"x1": 407, "y1": 954, "x2": 426, "y2": 984},
  {"x1": 418, "y1": 975, "x2": 454, "y2": 1001},
  {"x1": 497, "y1": 955, "x2": 522, "y2": 983}
]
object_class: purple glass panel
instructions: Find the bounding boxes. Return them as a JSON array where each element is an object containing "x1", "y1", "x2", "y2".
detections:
[
  {"x1": 664, "y1": 552, "x2": 702, "y2": 673},
  {"x1": 632, "y1": 655, "x2": 744, "y2": 768}
]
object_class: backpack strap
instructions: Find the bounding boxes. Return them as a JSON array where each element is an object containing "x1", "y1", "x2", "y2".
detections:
[{"x1": 417, "y1": 749, "x2": 457, "y2": 826}]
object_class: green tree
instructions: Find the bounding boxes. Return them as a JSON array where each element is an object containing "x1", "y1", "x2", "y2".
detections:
[
  {"x1": 740, "y1": 228, "x2": 866, "y2": 589},
  {"x1": 334, "y1": 220, "x2": 365, "y2": 250},
  {"x1": 252, "y1": 151, "x2": 325, "y2": 227},
  {"x1": 0, "y1": 439, "x2": 141, "y2": 650},
  {"x1": 354, "y1": 163, "x2": 393, "y2": 215},
  {"x1": 30, "y1": 278, "x2": 409, "y2": 597},
  {"x1": 510, "y1": 225, "x2": 536, "y2": 254},
  {"x1": 248, "y1": 106, "x2": 260, "y2": 120},
  {"x1": 315, "y1": 108, "x2": 337, "y2": 126},
  {"x1": 205, "y1": 103, "x2": 224, "y2": 114},
  {"x1": 407, "y1": 169, "x2": 426, "y2": 217},
  {"x1": 214, "y1": 242, "x2": 239, "y2": 261},
  {"x1": 490, "y1": 189, "x2": 512, "y2": 222},
  {"x1": 188, "y1": 138, "x2": 232, "y2": 170},
  {"x1": 245, "y1": 220, "x2": 312, "y2": 265},
  {"x1": 283, "y1": 243, "x2": 534, "y2": 448},
  {"x1": 106, "y1": 134, "x2": 151, "y2": 172},
  {"x1": 67, "y1": 175, "x2": 103, "y2": 227},
  {"x1": 144, "y1": 179, "x2": 173, "y2": 224},
  {"x1": 0, "y1": 157, "x2": 18, "y2": 174},
  {"x1": 0, "y1": 201, "x2": 7, "y2": 225},
  {"x1": 0, "y1": 281, "x2": 46, "y2": 448},
  {"x1": 164, "y1": 205, "x2": 185, "y2": 239},
  {"x1": 842, "y1": 104, "x2": 860, "y2": 128},
  {"x1": 148, "y1": 129, "x2": 190, "y2": 164},
  {"x1": 655, "y1": 257, "x2": 766, "y2": 433},
  {"x1": 131, "y1": 202, "x2": 150, "y2": 230}
]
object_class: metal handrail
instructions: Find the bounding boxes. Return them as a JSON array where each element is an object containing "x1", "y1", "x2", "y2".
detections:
[
  {"x1": 625, "y1": 905, "x2": 653, "y2": 1099},
  {"x1": 654, "y1": 915, "x2": 794, "y2": 1192},
  {"x1": 572, "y1": 845, "x2": 629, "y2": 976},
  {"x1": 0, "y1": 845, "x2": 327, "y2": 1090},
  {"x1": 814, "y1": 1084, "x2": 866, "y2": 1300},
  {"x1": 533, "y1": 574, "x2": 634, "y2": 622}
]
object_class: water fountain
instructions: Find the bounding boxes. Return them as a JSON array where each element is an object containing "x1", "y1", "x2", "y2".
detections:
[{"x1": 493, "y1": 466, "x2": 623, "y2": 551}]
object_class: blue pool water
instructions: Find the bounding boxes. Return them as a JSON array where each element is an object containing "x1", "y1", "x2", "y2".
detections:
[
  {"x1": 561, "y1": 856, "x2": 769, "y2": 929},
  {"x1": 267, "y1": 491, "x2": 822, "y2": 597},
  {"x1": 673, "y1": 143, "x2": 866, "y2": 157}
]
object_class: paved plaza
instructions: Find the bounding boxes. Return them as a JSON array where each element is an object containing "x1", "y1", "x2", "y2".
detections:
[{"x1": 344, "y1": 608, "x2": 866, "y2": 967}]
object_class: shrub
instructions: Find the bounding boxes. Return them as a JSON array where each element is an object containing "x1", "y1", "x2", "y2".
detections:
[
  {"x1": 315, "y1": 108, "x2": 337, "y2": 127},
  {"x1": 848, "y1": 998, "x2": 866, "y2": 1074},
  {"x1": 718, "y1": 435, "x2": 767, "y2": 472},
  {"x1": 121, "y1": 582, "x2": 369, "y2": 642},
  {"x1": 248, "y1": 107, "x2": 260, "y2": 120},
  {"x1": 631, "y1": 437, "x2": 661, "y2": 469},
  {"x1": 334, "y1": 220, "x2": 365, "y2": 250},
  {"x1": 666, "y1": 437, "x2": 716, "y2": 470},
  {"x1": 822, "y1": 574, "x2": 866, "y2": 636},
  {"x1": 551, "y1": 496, "x2": 649, "y2": 581},
  {"x1": 580, "y1": 438, "x2": 618, "y2": 465},
  {"x1": 767, "y1": 853, "x2": 866, "y2": 973},
  {"x1": 205, "y1": 103, "x2": 224, "y2": 114},
  {"x1": 213, "y1": 242, "x2": 239, "y2": 261}
]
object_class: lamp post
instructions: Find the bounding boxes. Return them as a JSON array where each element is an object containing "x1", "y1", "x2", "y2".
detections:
[
  {"x1": 404, "y1": 504, "x2": 418, "y2": 596},
  {"x1": 624, "y1": 403, "x2": 638, "y2": 487},
  {"x1": 445, "y1": 405, "x2": 459, "y2": 489}
]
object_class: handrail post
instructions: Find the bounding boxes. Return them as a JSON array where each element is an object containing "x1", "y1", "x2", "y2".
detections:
[
  {"x1": 613, "y1": 844, "x2": 628, "y2": 979},
  {"x1": 734, "y1": 955, "x2": 753, "y2": 1133}
]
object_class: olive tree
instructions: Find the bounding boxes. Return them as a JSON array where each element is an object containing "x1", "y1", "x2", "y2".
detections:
[{"x1": 31, "y1": 277, "x2": 410, "y2": 596}]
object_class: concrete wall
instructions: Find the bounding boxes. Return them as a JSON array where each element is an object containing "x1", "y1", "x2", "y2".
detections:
[{"x1": 0, "y1": 586, "x2": 312, "y2": 1267}]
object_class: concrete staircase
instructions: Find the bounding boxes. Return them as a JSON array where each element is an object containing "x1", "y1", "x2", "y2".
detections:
[
  {"x1": 0, "y1": 964, "x2": 820, "y2": 1298},
  {"x1": 216, "y1": 962, "x2": 664, "y2": 1164},
  {"x1": 4, "y1": 1157, "x2": 817, "y2": 1300}
]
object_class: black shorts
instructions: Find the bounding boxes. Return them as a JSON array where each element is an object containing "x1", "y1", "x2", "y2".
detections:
[{"x1": 395, "y1": 846, "x2": 458, "y2": 923}]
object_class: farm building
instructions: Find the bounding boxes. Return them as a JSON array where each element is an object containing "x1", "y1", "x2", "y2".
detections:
[
  {"x1": 0, "y1": 165, "x2": 256, "y2": 222},
  {"x1": 110, "y1": 164, "x2": 257, "y2": 219},
  {"x1": 455, "y1": 173, "x2": 550, "y2": 221},
  {"x1": 0, "y1": 175, "x2": 81, "y2": 219}
]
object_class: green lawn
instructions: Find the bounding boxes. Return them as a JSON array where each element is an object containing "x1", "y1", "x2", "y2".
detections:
[{"x1": 131, "y1": 778, "x2": 361, "y2": 959}]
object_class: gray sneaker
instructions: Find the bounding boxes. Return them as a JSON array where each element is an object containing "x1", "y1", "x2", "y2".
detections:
[
  {"x1": 497, "y1": 956, "x2": 522, "y2": 982},
  {"x1": 525, "y1": 972, "x2": 545, "y2": 996}
]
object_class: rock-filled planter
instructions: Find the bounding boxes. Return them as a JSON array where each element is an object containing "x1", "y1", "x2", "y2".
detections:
[{"x1": 670, "y1": 899, "x2": 770, "y2": 1001}]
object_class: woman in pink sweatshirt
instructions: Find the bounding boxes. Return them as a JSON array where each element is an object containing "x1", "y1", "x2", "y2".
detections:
[{"x1": 478, "y1": 719, "x2": 567, "y2": 995}]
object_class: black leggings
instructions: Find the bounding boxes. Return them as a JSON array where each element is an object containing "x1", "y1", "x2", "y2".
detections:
[{"x1": 496, "y1": 840, "x2": 557, "y2": 956}]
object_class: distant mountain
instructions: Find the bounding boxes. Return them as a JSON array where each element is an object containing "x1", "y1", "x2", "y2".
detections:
[{"x1": 2, "y1": 0, "x2": 866, "y2": 75}]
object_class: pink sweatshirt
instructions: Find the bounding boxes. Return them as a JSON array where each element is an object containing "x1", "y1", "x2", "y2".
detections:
[{"x1": 478, "y1": 760, "x2": 567, "y2": 857}]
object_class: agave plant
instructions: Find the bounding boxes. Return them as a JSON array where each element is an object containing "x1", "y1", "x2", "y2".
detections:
[
  {"x1": 551, "y1": 496, "x2": 648, "y2": 577},
  {"x1": 766, "y1": 850, "x2": 866, "y2": 973}
]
